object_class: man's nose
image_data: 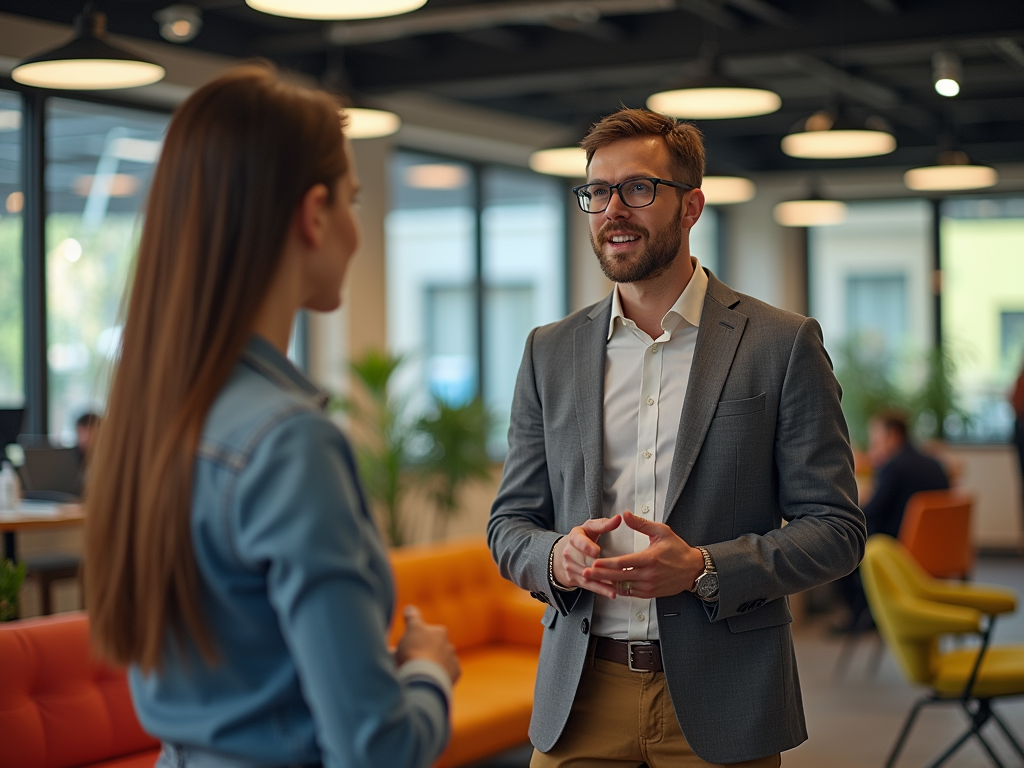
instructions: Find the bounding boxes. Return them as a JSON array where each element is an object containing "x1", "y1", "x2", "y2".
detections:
[{"x1": 603, "y1": 189, "x2": 631, "y2": 219}]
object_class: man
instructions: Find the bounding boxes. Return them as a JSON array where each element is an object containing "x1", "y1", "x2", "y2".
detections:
[
  {"x1": 488, "y1": 108, "x2": 865, "y2": 767},
  {"x1": 862, "y1": 409, "x2": 949, "y2": 539}
]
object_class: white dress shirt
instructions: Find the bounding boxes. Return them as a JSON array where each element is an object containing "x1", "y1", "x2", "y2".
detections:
[{"x1": 591, "y1": 257, "x2": 708, "y2": 641}]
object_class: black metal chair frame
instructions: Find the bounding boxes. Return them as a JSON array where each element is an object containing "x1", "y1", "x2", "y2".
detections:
[{"x1": 884, "y1": 619, "x2": 1024, "y2": 768}]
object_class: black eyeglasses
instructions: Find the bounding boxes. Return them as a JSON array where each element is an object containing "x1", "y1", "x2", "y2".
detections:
[{"x1": 572, "y1": 177, "x2": 695, "y2": 214}]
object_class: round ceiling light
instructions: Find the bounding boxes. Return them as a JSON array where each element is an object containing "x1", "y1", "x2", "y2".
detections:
[
  {"x1": 701, "y1": 176, "x2": 756, "y2": 205},
  {"x1": 344, "y1": 108, "x2": 401, "y2": 139},
  {"x1": 12, "y1": 10, "x2": 164, "y2": 90},
  {"x1": 773, "y1": 199, "x2": 848, "y2": 227},
  {"x1": 904, "y1": 151, "x2": 998, "y2": 191},
  {"x1": 782, "y1": 111, "x2": 896, "y2": 159},
  {"x1": 246, "y1": 0, "x2": 427, "y2": 19},
  {"x1": 528, "y1": 147, "x2": 587, "y2": 178},
  {"x1": 648, "y1": 84, "x2": 781, "y2": 120}
]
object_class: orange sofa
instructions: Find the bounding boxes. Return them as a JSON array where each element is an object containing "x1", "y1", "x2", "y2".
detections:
[
  {"x1": 1, "y1": 538, "x2": 543, "y2": 768},
  {"x1": 388, "y1": 537, "x2": 545, "y2": 767}
]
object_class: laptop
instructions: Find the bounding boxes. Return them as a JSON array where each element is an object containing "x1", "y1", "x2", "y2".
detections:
[{"x1": 19, "y1": 445, "x2": 83, "y2": 501}]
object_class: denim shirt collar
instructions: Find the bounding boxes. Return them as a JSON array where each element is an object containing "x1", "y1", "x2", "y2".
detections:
[{"x1": 241, "y1": 335, "x2": 330, "y2": 411}]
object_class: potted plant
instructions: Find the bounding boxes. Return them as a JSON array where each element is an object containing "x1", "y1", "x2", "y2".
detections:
[
  {"x1": 416, "y1": 397, "x2": 494, "y2": 541},
  {"x1": 0, "y1": 559, "x2": 26, "y2": 621},
  {"x1": 334, "y1": 349, "x2": 494, "y2": 546}
]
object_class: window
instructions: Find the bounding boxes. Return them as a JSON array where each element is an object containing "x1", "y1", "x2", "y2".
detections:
[
  {"x1": 387, "y1": 151, "x2": 567, "y2": 457},
  {"x1": 0, "y1": 91, "x2": 22, "y2": 406},
  {"x1": 940, "y1": 196, "x2": 1024, "y2": 442},
  {"x1": 45, "y1": 99, "x2": 168, "y2": 443}
]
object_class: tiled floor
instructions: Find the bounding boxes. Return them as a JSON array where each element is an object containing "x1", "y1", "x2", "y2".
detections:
[{"x1": 469, "y1": 555, "x2": 1024, "y2": 768}]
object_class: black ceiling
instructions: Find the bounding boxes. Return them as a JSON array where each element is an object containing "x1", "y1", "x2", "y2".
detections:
[{"x1": 3, "y1": 0, "x2": 1024, "y2": 173}]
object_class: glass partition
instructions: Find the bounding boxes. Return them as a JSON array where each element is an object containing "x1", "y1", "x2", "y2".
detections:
[
  {"x1": 45, "y1": 98, "x2": 168, "y2": 442},
  {"x1": 0, "y1": 91, "x2": 22, "y2": 407}
]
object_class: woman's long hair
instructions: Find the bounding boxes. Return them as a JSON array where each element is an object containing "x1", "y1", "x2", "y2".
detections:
[{"x1": 84, "y1": 65, "x2": 349, "y2": 672}]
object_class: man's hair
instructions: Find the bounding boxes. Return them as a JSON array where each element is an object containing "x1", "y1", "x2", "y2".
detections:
[
  {"x1": 871, "y1": 408, "x2": 909, "y2": 442},
  {"x1": 76, "y1": 412, "x2": 101, "y2": 429},
  {"x1": 579, "y1": 108, "x2": 705, "y2": 188}
]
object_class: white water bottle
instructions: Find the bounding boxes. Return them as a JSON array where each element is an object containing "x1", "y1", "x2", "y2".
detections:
[{"x1": 0, "y1": 461, "x2": 18, "y2": 511}]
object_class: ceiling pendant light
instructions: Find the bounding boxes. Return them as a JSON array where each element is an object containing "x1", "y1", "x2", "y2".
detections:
[
  {"x1": 12, "y1": 4, "x2": 165, "y2": 90},
  {"x1": 781, "y1": 111, "x2": 896, "y2": 160},
  {"x1": 647, "y1": 48, "x2": 780, "y2": 120},
  {"x1": 529, "y1": 147, "x2": 588, "y2": 178},
  {"x1": 344, "y1": 107, "x2": 401, "y2": 139},
  {"x1": 701, "y1": 176, "x2": 756, "y2": 205},
  {"x1": 773, "y1": 187, "x2": 847, "y2": 227},
  {"x1": 648, "y1": 74, "x2": 781, "y2": 120},
  {"x1": 904, "y1": 151, "x2": 998, "y2": 191},
  {"x1": 932, "y1": 51, "x2": 962, "y2": 98},
  {"x1": 246, "y1": 0, "x2": 427, "y2": 20}
]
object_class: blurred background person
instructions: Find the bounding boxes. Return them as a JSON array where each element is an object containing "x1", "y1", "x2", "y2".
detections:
[
  {"x1": 1011, "y1": 359, "x2": 1024, "y2": 530},
  {"x1": 833, "y1": 408, "x2": 949, "y2": 632},
  {"x1": 84, "y1": 65, "x2": 458, "y2": 768}
]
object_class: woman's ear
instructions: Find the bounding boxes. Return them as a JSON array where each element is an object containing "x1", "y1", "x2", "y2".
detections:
[{"x1": 294, "y1": 183, "x2": 331, "y2": 249}]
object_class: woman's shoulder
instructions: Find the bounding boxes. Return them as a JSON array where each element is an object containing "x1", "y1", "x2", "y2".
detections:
[{"x1": 198, "y1": 361, "x2": 338, "y2": 472}]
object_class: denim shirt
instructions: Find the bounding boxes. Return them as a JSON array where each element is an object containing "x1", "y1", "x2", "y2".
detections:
[{"x1": 129, "y1": 336, "x2": 450, "y2": 768}]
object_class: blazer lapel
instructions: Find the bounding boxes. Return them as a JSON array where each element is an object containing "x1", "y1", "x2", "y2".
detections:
[
  {"x1": 664, "y1": 274, "x2": 747, "y2": 523},
  {"x1": 575, "y1": 297, "x2": 611, "y2": 520}
]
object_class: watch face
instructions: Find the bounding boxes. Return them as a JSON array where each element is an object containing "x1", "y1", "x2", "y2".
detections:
[{"x1": 696, "y1": 572, "x2": 719, "y2": 599}]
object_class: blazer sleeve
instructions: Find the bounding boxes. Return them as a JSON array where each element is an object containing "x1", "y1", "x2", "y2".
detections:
[
  {"x1": 704, "y1": 316, "x2": 866, "y2": 620},
  {"x1": 488, "y1": 328, "x2": 580, "y2": 616}
]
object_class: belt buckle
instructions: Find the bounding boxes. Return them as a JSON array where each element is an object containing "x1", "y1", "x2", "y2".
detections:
[{"x1": 627, "y1": 640, "x2": 654, "y2": 672}]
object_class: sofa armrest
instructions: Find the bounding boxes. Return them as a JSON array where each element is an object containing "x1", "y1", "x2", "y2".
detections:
[{"x1": 496, "y1": 589, "x2": 546, "y2": 647}]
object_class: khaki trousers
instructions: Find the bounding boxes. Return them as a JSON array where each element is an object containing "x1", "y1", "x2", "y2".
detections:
[{"x1": 531, "y1": 642, "x2": 782, "y2": 768}]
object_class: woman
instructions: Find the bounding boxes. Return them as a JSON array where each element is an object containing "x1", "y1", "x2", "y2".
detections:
[{"x1": 84, "y1": 65, "x2": 459, "y2": 768}]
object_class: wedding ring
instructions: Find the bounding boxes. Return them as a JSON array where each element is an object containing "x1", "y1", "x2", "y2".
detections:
[{"x1": 622, "y1": 580, "x2": 632, "y2": 596}]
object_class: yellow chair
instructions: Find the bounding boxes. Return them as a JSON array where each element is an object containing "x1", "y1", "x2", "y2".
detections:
[{"x1": 860, "y1": 535, "x2": 1024, "y2": 768}]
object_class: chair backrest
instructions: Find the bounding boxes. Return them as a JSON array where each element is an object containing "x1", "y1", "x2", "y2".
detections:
[
  {"x1": 898, "y1": 489, "x2": 973, "y2": 579},
  {"x1": 387, "y1": 537, "x2": 515, "y2": 651},
  {"x1": 860, "y1": 535, "x2": 946, "y2": 686}
]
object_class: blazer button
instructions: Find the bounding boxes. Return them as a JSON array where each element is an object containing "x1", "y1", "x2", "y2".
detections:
[
  {"x1": 737, "y1": 601, "x2": 750, "y2": 613},
  {"x1": 581, "y1": 618, "x2": 590, "y2": 635}
]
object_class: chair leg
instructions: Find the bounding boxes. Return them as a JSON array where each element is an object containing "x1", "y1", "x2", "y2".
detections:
[
  {"x1": 38, "y1": 574, "x2": 53, "y2": 616},
  {"x1": 989, "y1": 707, "x2": 1024, "y2": 761},
  {"x1": 885, "y1": 697, "x2": 931, "y2": 768}
]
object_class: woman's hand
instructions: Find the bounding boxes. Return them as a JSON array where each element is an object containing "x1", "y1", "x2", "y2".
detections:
[{"x1": 395, "y1": 605, "x2": 461, "y2": 684}]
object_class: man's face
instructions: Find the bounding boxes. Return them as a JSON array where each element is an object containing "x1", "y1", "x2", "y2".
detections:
[
  {"x1": 586, "y1": 135, "x2": 699, "y2": 284},
  {"x1": 867, "y1": 419, "x2": 902, "y2": 468}
]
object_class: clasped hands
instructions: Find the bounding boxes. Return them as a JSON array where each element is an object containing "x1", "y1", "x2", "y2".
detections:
[{"x1": 551, "y1": 511, "x2": 706, "y2": 600}]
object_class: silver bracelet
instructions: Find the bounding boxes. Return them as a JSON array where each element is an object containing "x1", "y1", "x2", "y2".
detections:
[{"x1": 548, "y1": 538, "x2": 578, "y2": 592}]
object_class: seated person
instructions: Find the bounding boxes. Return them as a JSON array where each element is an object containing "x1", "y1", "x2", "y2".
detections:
[
  {"x1": 833, "y1": 408, "x2": 949, "y2": 632},
  {"x1": 863, "y1": 408, "x2": 949, "y2": 538}
]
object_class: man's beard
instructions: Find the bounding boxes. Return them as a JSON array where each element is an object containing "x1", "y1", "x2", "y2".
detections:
[{"x1": 590, "y1": 207, "x2": 683, "y2": 284}]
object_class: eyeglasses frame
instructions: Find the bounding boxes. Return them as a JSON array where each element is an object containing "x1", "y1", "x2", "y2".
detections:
[{"x1": 571, "y1": 177, "x2": 697, "y2": 214}]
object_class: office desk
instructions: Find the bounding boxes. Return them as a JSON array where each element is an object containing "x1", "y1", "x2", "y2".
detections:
[{"x1": 0, "y1": 502, "x2": 84, "y2": 562}]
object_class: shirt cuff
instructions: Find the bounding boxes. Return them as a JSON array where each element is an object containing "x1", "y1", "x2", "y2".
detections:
[{"x1": 397, "y1": 658, "x2": 453, "y2": 703}]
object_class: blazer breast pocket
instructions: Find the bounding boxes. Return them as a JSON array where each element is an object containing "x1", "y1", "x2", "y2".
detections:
[{"x1": 714, "y1": 392, "x2": 766, "y2": 418}]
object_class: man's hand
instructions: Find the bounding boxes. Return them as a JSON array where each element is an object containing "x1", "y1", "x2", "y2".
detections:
[
  {"x1": 552, "y1": 516, "x2": 623, "y2": 599},
  {"x1": 584, "y1": 511, "x2": 706, "y2": 599},
  {"x1": 395, "y1": 605, "x2": 461, "y2": 683}
]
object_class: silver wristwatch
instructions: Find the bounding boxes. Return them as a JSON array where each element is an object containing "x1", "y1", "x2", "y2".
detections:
[{"x1": 694, "y1": 547, "x2": 719, "y2": 602}]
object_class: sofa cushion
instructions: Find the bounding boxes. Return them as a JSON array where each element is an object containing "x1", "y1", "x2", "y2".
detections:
[
  {"x1": 0, "y1": 613, "x2": 159, "y2": 768},
  {"x1": 80, "y1": 751, "x2": 160, "y2": 768},
  {"x1": 436, "y1": 645, "x2": 540, "y2": 768}
]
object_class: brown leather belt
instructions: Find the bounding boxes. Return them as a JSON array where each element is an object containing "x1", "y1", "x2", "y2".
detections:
[{"x1": 594, "y1": 637, "x2": 663, "y2": 672}]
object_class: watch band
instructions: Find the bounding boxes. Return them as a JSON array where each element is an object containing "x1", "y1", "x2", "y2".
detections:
[
  {"x1": 549, "y1": 538, "x2": 579, "y2": 592},
  {"x1": 697, "y1": 546, "x2": 716, "y2": 574}
]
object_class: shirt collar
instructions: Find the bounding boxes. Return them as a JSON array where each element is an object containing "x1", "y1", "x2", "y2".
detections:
[
  {"x1": 607, "y1": 256, "x2": 708, "y2": 341},
  {"x1": 241, "y1": 335, "x2": 330, "y2": 410}
]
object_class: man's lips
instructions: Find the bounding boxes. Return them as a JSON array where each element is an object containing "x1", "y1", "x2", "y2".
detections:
[{"x1": 599, "y1": 227, "x2": 645, "y2": 246}]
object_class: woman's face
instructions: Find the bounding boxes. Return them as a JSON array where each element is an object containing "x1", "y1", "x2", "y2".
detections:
[{"x1": 303, "y1": 138, "x2": 361, "y2": 312}]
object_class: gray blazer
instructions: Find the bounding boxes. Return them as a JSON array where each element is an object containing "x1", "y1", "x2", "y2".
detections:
[{"x1": 487, "y1": 270, "x2": 865, "y2": 764}]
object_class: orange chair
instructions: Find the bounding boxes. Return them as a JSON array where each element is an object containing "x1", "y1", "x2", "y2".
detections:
[
  {"x1": 898, "y1": 490, "x2": 974, "y2": 580},
  {"x1": 389, "y1": 538, "x2": 544, "y2": 767}
]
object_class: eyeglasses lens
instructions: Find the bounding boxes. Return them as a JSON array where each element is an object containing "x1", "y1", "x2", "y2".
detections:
[{"x1": 577, "y1": 180, "x2": 657, "y2": 213}]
